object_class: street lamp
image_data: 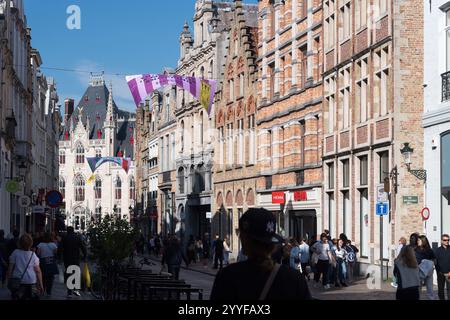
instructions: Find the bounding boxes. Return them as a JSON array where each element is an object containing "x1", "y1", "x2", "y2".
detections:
[
  {"x1": 400, "y1": 143, "x2": 427, "y2": 182},
  {"x1": 18, "y1": 162, "x2": 27, "y2": 179}
]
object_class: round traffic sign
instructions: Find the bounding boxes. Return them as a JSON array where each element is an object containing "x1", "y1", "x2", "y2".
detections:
[
  {"x1": 45, "y1": 190, "x2": 64, "y2": 209},
  {"x1": 421, "y1": 208, "x2": 430, "y2": 221},
  {"x1": 19, "y1": 196, "x2": 31, "y2": 208},
  {"x1": 6, "y1": 180, "x2": 20, "y2": 194}
]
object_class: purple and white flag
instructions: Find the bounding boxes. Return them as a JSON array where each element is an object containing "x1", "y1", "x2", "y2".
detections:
[{"x1": 126, "y1": 74, "x2": 217, "y2": 115}]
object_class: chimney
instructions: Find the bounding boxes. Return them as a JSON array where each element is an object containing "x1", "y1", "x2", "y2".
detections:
[{"x1": 64, "y1": 98, "x2": 75, "y2": 123}]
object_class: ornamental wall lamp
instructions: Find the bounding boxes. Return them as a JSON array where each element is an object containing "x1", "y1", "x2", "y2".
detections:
[{"x1": 400, "y1": 143, "x2": 427, "y2": 182}]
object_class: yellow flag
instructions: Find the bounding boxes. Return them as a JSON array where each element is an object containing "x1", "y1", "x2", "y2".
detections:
[
  {"x1": 200, "y1": 81, "x2": 211, "y2": 112},
  {"x1": 87, "y1": 175, "x2": 95, "y2": 185}
]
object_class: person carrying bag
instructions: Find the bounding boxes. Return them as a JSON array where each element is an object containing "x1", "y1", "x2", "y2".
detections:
[{"x1": 8, "y1": 253, "x2": 33, "y2": 298}]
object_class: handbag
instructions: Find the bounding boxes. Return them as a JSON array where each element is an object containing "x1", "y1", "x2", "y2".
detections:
[{"x1": 8, "y1": 252, "x2": 34, "y2": 294}]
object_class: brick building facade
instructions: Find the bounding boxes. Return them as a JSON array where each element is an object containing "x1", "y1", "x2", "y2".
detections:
[
  {"x1": 322, "y1": 0, "x2": 425, "y2": 273},
  {"x1": 213, "y1": 0, "x2": 258, "y2": 259},
  {"x1": 256, "y1": 0, "x2": 323, "y2": 240}
]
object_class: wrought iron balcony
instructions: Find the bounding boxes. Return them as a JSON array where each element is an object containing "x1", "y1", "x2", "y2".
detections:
[{"x1": 442, "y1": 71, "x2": 450, "y2": 102}]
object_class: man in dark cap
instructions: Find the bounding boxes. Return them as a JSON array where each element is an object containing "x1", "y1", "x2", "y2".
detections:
[{"x1": 210, "y1": 208, "x2": 311, "y2": 300}]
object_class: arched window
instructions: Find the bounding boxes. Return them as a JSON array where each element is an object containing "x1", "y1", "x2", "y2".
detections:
[
  {"x1": 129, "y1": 178, "x2": 135, "y2": 200},
  {"x1": 74, "y1": 176, "x2": 85, "y2": 202},
  {"x1": 74, "y1": 207, "x2": 86, "y2": 232},
  {"x1": 94, "y1": 177, "x2": 102, "y2": 199},
  {"x1": 178, "y1": 167, "x2": 185, "y2": 194},
  {"x1": 59, "y1": 151, "x2": 66, "y2": 165},
  {"x1": 59, "y1": 178, "x2": 65, "y2": 198},
  {"x1": 76, "y1": 143, "x2": 85, "y2": 164},
  {"x1": 115, "y1": 177, "x2": 122, "y2": 200},
  {"x1": 209, "y1": 60, "x2": 214, "y2": 79},
  {"x1": 195, "y1": 164, "x2": 205, "y2": 193},
  {"x1": 200, "y1": 66, "x2": 205, "y2": 79}
]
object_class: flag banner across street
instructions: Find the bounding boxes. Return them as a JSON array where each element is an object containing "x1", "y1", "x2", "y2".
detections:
[{"x1": 126, "y1": 74, "x2": 217, "y2": 115}]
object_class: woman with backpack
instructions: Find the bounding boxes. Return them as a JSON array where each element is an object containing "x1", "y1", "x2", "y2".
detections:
[
  {"x1": 345, "y1": 240, "x2": 358, "y2": 283},
  {"x1": 416, "y1": 235, "x2": 437, "y2": 300}
]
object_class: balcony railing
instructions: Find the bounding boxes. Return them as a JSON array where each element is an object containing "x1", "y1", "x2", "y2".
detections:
[{"x1": 442, "y1": 71, "x2": 450, "y2": 102}]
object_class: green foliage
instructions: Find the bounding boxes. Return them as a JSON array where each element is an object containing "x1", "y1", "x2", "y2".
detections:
[{"x1": 87, "y1": 215, "x2": 137, "y2": 271}]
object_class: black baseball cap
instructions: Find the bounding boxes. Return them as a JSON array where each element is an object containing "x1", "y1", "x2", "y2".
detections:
[{"x1": 239, "y1": 208, "x2": 283, "y2": 245}]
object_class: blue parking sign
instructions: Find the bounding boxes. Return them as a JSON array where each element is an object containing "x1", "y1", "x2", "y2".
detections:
[{"x1": 376, "y1": 202, "x2": 389, "y2": 216}]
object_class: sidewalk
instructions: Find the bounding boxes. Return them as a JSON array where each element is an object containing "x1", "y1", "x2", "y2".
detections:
[
  {"x1": 147, "y1": 254, "x2": 218, "y2": 277},
  {"x1": 0, "y1": 264, "x2": 94, "y2": 301}
]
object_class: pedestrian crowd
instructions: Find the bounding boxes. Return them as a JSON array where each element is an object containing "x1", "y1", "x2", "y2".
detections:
[
  {"x1": 0, "y1": 227, "x2": 87, "y2": 300},
  {"x1": 393, "y1": 233, "x2": 450, "y2": 300}
]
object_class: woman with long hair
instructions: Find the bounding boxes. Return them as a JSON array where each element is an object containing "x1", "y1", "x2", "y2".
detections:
[
  {"x1": 417, "y1": 235, "x2": 437, "y2": 300},
  {"x1": 394, "y1": 246, "x2": 420, "y2": 300},
  {"x1": 37, "y1": 233, "x2": 58, "y2": 297},
  {"x1": 334, "y1": 239, "x2": 348, "y2": 287}
]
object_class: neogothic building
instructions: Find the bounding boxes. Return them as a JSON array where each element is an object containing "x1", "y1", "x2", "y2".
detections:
[{"x1": 59, "y1": 75, "x2": 136, "y2": 232}]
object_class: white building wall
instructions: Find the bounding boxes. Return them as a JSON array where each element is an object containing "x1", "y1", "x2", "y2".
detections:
[{"x1": 423, "y1": 0, "x2": 450, "y2": 242}]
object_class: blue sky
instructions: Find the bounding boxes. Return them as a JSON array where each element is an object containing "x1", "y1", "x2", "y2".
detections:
[{"x1": 24, "y1": 0, "x2": 257, "y2": 112}]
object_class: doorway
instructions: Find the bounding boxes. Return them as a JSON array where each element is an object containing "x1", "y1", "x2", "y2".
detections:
[{"x1": 289, "y1": 210, "x2": 317, "y2": 242}]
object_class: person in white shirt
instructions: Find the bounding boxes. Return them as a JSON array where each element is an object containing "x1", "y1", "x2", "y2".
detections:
[
  {"x1": 223, "y1": 237, "x2": 231, "y2": 265},
  {"x1": 312, "y1": 233, "x2": 332, "y2": 289},
  {"x1": 334, "y1": 239, "x2": 348, "y2": 287},
  {"x1": 7, "y1": 234, "x2": 43, "y2": 300},
  {"x1": 37, "y1": 233, "x2": 58, "y2": 297}
]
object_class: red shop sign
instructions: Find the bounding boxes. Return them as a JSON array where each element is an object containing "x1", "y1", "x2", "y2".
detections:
[
  {"x1": 272, "y1": 192, "x2": 285, "y2": 204},
  {"x1": 294, "y1": 191, "x2": 308, "y2": 202}
]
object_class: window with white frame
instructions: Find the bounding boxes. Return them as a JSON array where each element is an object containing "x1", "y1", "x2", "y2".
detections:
[
  {"x1": 219, "y1": 126, "x2": 224, "y2": 168},
  {"x1": 355, "y1": 0, "x2": 367, "y2": 30},
  {"x1": 76, "y1": 143, "x2": 85, "y2": 164},
  {"x1": 59, "y1": 150, "x2": 65, "y2": 165},
  {"x1": 375, "y1": 0, "x2": 388, "y2": 17},
  {"x1": 238, "y1": 119, "x2": 244, "y2": 166},
  {"x1": 115, "y1": 177, "x2": 122, "y2": 200},
  {"x1": 229, "y1": 79, "x2": 235, "y2": 101},
  {"x1": 324, "y1": 0, "x2": 336, "y2": 49},
  {"x1": 375, "y1": 47, "x2": 390, "y2": 116},
  {"x1": 74, "y1": 175, "x2": 85, "y2": 202},
  {"x1": 227, "y1": 123, "x2": 234, "y2": 166},
  {"x1": 165, "y1": 93, "x2": 171, "y2": 121},
  {"x1": 248, "y1": 115, "x2": 256, "y2": 165},
  {"x1": 356, "y1": 57, "x2": 369, "y2": 123},
  {"x1": 325, "y1": 76, "x2": 336, "y2": 134},
  {"x1": 95, "y1": 177, "x2": 102, "y2": 199},
  {"x1": 129, "y1": 178, "x2": 136, "y2": 200},
  {"x1": 447, "y1": 10, "x2": 450, "y2": 71},
  {"x1": 340, "y1": 67, "x2": 351, "y2": 129},
  {"x1": 59, "y1": 178, "x2": 65, "y2": 198},
  {"x1": 360, "y1": 188, "x2": 369, "y2": 256},
  {"x1": 170, "y1": 134, "x2": 175, "y2": 170},
  {"x1": 239, "y1": 73, "x2": 245, "y2": 97},
  {"x1": 339, "y1": 1, "x2": 351, "y2": 41}
]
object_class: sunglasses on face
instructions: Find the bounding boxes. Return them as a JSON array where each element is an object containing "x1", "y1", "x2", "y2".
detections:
[{"x1": 443, "y1": 239, "x2": 449, "y2": 242}]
